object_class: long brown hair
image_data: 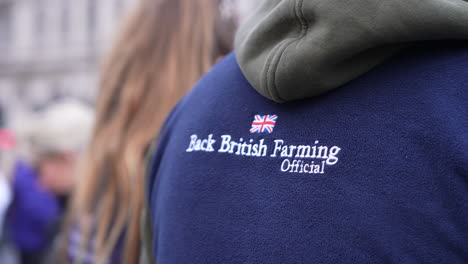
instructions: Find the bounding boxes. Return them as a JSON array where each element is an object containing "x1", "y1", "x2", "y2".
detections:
[{"x1": 66, "y1": 0, "x2": 232, "y2": 263}]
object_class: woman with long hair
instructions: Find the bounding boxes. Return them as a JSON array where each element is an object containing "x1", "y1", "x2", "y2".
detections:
[{"x1": 63, "y1": 0, "x2": 241, "y2": 263}]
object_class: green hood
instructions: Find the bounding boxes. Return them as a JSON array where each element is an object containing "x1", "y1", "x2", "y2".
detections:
[{"x1": 234, "y1": 0, "x2": 468, "y2": 102}]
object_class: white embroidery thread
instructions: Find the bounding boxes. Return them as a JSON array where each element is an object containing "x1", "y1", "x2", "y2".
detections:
[{"x1": 186, "y1": 134, "x2": 341, "y2": 174}]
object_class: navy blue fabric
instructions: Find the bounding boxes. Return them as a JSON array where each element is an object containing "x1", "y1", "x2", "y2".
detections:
[{"x1": 148, "y1": 41, "x2": 468, "y2": 264}]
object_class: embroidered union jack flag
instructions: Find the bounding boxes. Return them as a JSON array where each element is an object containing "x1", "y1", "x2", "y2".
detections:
[{"x1": 250, "y1": 115, "x2": 278, "y2": 133}]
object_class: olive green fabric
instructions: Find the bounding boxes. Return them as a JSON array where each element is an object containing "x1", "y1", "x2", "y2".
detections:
[
  {"x1": 235, "y1": 0, "x2": 468, "y2": 102},
  {"x1": 139, "y1": 208, "x2": 155, "y2": 264},
  {"x1": 139, "y1": 141, "x2": 158, "y2": 264}
]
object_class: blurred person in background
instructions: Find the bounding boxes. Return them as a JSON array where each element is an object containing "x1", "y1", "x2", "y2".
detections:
[
  {"x1": 8, "y1": 99, "x2": 93, "y2": 264},
  {"x1": 0, "y1": 106, "x2": 13, "y2": 237},
  {"x1": 0, "y1": 106, "x2": 16, "y2": 264},
  {"x1": 61, "y1": 0, "x2": 252, "y2": 263}
]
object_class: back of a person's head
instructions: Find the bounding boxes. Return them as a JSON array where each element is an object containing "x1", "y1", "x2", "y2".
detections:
[
  {"x1": 97, "y1": 0, "x2": 230, "y2": 129},
  {"x1": 66, "y1": 0, "x2": 243, "y2": 263},
  {"x1": 29, "y1": 99, "x2": 94, "y2": 160}
]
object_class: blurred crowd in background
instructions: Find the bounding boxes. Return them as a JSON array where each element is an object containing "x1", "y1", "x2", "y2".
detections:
[{"x1": 0, "y1": 0, "x2": 259, "y2": 263}]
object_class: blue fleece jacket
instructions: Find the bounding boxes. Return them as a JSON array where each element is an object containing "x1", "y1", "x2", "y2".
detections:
[
  {"x1": 147, "y1": 41, "x2": 468, "y2": 263},
  {"x1": 10, "y1": 161, "x2": 60, "y2": 252}
]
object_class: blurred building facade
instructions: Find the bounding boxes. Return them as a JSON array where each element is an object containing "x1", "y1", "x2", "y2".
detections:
[{"x1": 0, "y1": 0, "x2": 135, "y2": 123}]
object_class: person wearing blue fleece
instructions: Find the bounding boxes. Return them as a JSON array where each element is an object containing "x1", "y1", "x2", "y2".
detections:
[
  {"x1": 146, "y1": 0, "x2": 468, "y2": 263},
  {"x1": 9, "y1": 160, "x2": 61, "y2": 256}
]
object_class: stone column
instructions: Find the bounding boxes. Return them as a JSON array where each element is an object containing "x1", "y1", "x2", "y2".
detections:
[
  {"x1": 11, "y1": 0, "x2": 34, "y2": 60},
  {"x1": 42, "y1": 0, "x2": 62, "y2": 58},
  {"x1": 68, "y1": 0, "x2": 88, "y2": 56},
  {"x1": 96, "y1": 0, "x2": 117, "y2": 51}
]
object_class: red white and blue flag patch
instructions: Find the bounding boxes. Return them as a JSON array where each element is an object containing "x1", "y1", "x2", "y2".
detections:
[{"x1": 250, "y1": 115, "x2": 278, "y2": 133}]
